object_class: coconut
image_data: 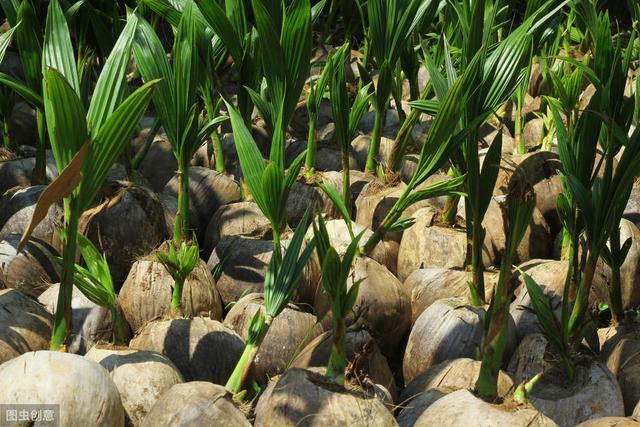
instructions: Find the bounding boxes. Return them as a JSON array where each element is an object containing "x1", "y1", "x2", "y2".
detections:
[
  {"x1": 0, "y1": 153, "x2": 58, "y2": 195},
  {"x1": 605, "y1": 337, "x2": 640, "y2": 415},
  {"x1": 608, "y1": 219, "x2": 640, "y2": 312},
  {"x1": 141, "y1": 381, "x2": 250, "y2": 427},
  {"x1": 157, "y1": 192, "x2": 201, "y2": 240},
  {"x1": 624, "y1": 179, "x2": 640, "y2": 226},
  {"x1": 38, "y1": 283, "x2": 131, "y2": 354},
  {"x1": 136, "y1": 138, "x2": 178, "y2": 192},
  {"x1": 0, "y1": 288, "x2": 52, "y2": 364},
  {"x1": 223, "y1": 293, "x2": 324, "y2": 383},
  {"x1": 508, "y1": 333, "x2": 625, "y2": 426},
  {"x1": 207, "y1": 235, "x2": 317, "y2": 307},
  {"x1": 412, "y1": 389, "x2": 556, "y2": 426},
  {"x1": 398, "y1": 358, "x2": 515, "y2": 427},
  {"x1": 403, "y1": 268, "x2": 500, "y2": 323},
  {"x1": 403, "y1": 297, "x2": 516, "y2": 384},
  {"x1": 119, "y1": 249, "x2": 223, "y2": 333},
  {"x1": 0, "y1": 185, "x2": 63, "y2": 243},
  {"x1": 575, "y1": 418, "x2": 640, "y2": 427},
  {"x1": 163, "y1": 166, "x2": 241, "y2": 240},
  {"x1": 314, "y1": 255, "x2": 411, "y2": 358},
  {"x1": 290, "y1": 329, "x2": 398, "y2": 401},
  {"x1": 254, "y1": 368, "x2": 398, "y2": 427},
  {"x1": 0, "y1": 351, "x2": 124, "y2": 426},
  {"x1": 77, "y1": 182, "x2": 168, "y2": 287},
  {"x1": 85, "y1": 346, "x2": 184, "y2": 427},
  {"x1": 202, "y1": 201, "x2": 271, "y2": 256},
  {"x1": 0, "y1": 234, "x2": 59, "y2": 298},
  {"x1": 129, "y1": 317, "x2": 244, "y2": 384}
]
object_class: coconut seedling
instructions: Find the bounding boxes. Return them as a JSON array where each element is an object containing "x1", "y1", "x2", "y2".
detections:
[
  {"x1": 311, "y1": 213, "x2": 365, "y2": 386},
  {"x1": 225, "y1": 210, "x2": 316, "y2": 394},
  {"x1": 156, "y1": 239, "x2": 199, "y2": 317},
  {"x1": 362, "y1": 0, "x2": 437, "y2": 175},
  {"x1": 17, "y1": 2, "x2": 157, "y2": 350},
  {"x1": 475, "y1": 177, "x2": 535, "y2": 400}
]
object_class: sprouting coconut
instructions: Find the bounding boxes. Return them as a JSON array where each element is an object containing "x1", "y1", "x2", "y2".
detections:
[
  {"x1": 0, "y1": 233, "x2": 59, "y2": 298},
  {"x1": 253, "y1": 368, "x2": 397, "y2": 427},
  {"x1": 0, "y1": 288, "x2": 52, "y2": 364},
  {"x1": 85, "y1": 346, "x2": 184, "y2": 426},
  {"x1": 223, "y1": 293, "x2": 324, "y2": 384},
  {"x1": 129, "y1": 317, "x2": 244, "y2": 384},
  {"x1": 118, "y1": 243, "x2": 223, "y2": 333},
  {"x1": 141, "y1": 382, "x2": 250, "y2": 427},
  {"x1": 0, "y1": 351, "x2": 125, "y2": 426}
]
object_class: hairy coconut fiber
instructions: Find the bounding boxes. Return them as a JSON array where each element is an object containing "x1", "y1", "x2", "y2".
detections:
[
  {"x1": 398, "y1": 358, "x2": 515, "y2": 427},
  {"x1": 254, "y1": 368, "x2": 398, "y2": 427},
  {"x1": 606, "y1": 337, "x2": 640, "y2": 415},
  {"x1": 77, "y1": 182, "x2": 168, "y2": 287},
  {"x1": 403, "y1": 268, "x2": 499, "y2": 323},
  {"x1": 508, "y1": 333, "x2": 624, "y2": 426},
  {"x1": 142, "y1": 381, "x2": 250, "y2": 427},
  {"x1": 119, "y1": 248, "x2": 223, "y2": 333},
  {"x1": 0, "y1": 289, "x2": 52, "y2": 364},
  {"x1": 208, "y1": 235, "x2": 318, "y2": 307},
  {"x1": 0, "y1": 185, "x2": 62, "y2": 243},
  {"x1": 403, "y1": 297, "x2": 516, "y2": 384},
  {"x1": 291, "y1": 329, "x2": 398, "y2": 401},
  {"x1": 224, "y1": 293, "x2": 324, "y2": 383},
  {"x1": 412, "y1": 389, "x2": 556, "y2": 426},
  {"x1": 0, "y1": 234, "x2": 59, "y2": 298},
  {"x1": 314, "y1": 255, "x2": 411, "y2": 358},
  {"x1": 0, "y1": 351, "x2": 124, "y2": 426},
  {"x1": 39, "y1": 283, "x2": 131, "y2": 354},
  {"x1": 85, "y1": 346, "x2": 184, "y2": 427},
  {"x1": 203, "y1": 201, "x2": 271, "y2": 256},
  {"x1": 129, "y1": 317, "x2": 244, "y2": 384}
]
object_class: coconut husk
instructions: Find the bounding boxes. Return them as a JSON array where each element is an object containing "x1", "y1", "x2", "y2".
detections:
[
  {"x1": 314, "y1": 256, "x2": 411, "y2": 359},
  {"x1": 291, "y1": 329, "x2": 398, "y2": 401},
  {"x1": 575, "y1": 417, "x2": 640, "y2": 427},
  {"x1": 403, "y1": 268, "x2": 499, "y2": 323},
  {"x1": 0, "y1": 233, "x2": 59, "y2": 298},
  {"x1": 129, "y1": 317, "x2": 244, "y2": 384},
  {"x1": 0, "y1": 288, "x2": 52, "y2": 364},
  {"x1": 0, "y1": 351, "x2": 124, "y2": 427},
  {"x1": 142, "y1": 381, "x2": 250, "y2": 427},
  {"x1": 254, "y1": 368, "x2": 397, "y2": 427},
  {"x1": 136, "y1": 138, "x2": 177, "y2": 192},
  {"x1": 508, "y1": 333, "x2": 624, "y2": 427},
  {"x1": 413, "y1": 389, "x2": 556, "y2": 426},
  {"x1": 203, "y1": 201, "x2": 271, "y2": 256},
  {"x1": 38, "y1": 283, "x2": 131, "y2": 354},
  {"x1": 224, "y1": 293, "x2": 324, "y2": 384},
  {"x1": 403, "y1": 297, "x2": 517, "y2": 384},
  {"x1": 118, "y1": 251, "x2": 223, "y2": 333},
  {"x1": 606, "y1": 338, "x2": 640, "y2": 415},
  {"x1": 0, "y1": 185, "x2": 63, "y2": 244},
  {"x1": 85, "y1": 346, "x2": 184, "y2": 427}
]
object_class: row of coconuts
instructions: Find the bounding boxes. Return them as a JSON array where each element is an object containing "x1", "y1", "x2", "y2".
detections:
[{"x1": 2, "y1": 106, "x2": 640, "y2": 426}]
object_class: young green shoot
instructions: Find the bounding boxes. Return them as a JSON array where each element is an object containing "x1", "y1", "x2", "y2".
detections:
[{"x1": 156, "y1": 240, "x2": 200, "y2": 317}]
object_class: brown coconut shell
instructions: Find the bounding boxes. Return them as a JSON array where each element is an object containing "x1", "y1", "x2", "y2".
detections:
[
  {"x1": 223, "y1": 293, "x2": 324, "y2": 383},
  {"x1": 136, "y1": 138, "x2": 177, "y2": 192},
  {"x1": 398, "y1": 358, "x2": 515, "y2": 427},
  {"x1": 0, "y1": 351, "x2": 125, "y2": 427},
  {"x1": 163, "y1": 166, "x2": 241, "y2": 240},
  {"x1": 403, "y1": 297, "x2": 516, "y2": 384},
  {"x1": 610, "y1": 220, "x2": 640, "y2": 312},
  {"x1": 0, "y1": 154, "x2": 58, "y2": 195},
  {"x1": 129, "y1": 317, "x2": 244, "y2": 384},
  {"x1": 403, "y1": 268, "x2": 499, "y2": 323},
  {"x1": 314, "y1": 255, "x2": 411, "y2": 358},
  {"x1": 118, "y1": 249, "x2": 223, "y2": 333},
  {"x1": 254, "y1": 368, "x2": 398, "y2": 427},
  {"x1": 0, "y1": 185, "x2": 63, "y2": 243},
  {"x1": 413, "y1": 389, "x2": 556, "y2": 426},
  {"x1": 0, "y1": 234, "x2": 59, "y2": 298},
  {"x1": 207, "y1": 235, "x2": 317, "y2": 307},
  {"x1": 508, "y1": 333, "x2": 624, "y2": 427},
  {"x1": 142, "y1": 381, "x2": 250, "y2": 427},
  {"x1": 85, "y1": 346, "x2": 184, "y2": 427},
  {"x1": 575, "y1": 417, "x2": 640, "y2": 427},
  {"x1": 203, "y1": 201, "x2": 271, "y2": 256},
  {"x1": 0, "y1": 288, "x2": 52, "y2": 364},
  {"x1": 38, "y1": 283, "x2": 131, "y2": 354},
  {"x1": 290, "y1": 329, "x2": 398, "y2": 401},
  {"x1": 157, "y1": 192, "x2": 201, "y2": 241},
  {"x1": 606, "y1": 337, "x2": 640, "y2": 415},
  {"x1": 76, "y1": 182, "x2": 168, "y2": 287}
]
